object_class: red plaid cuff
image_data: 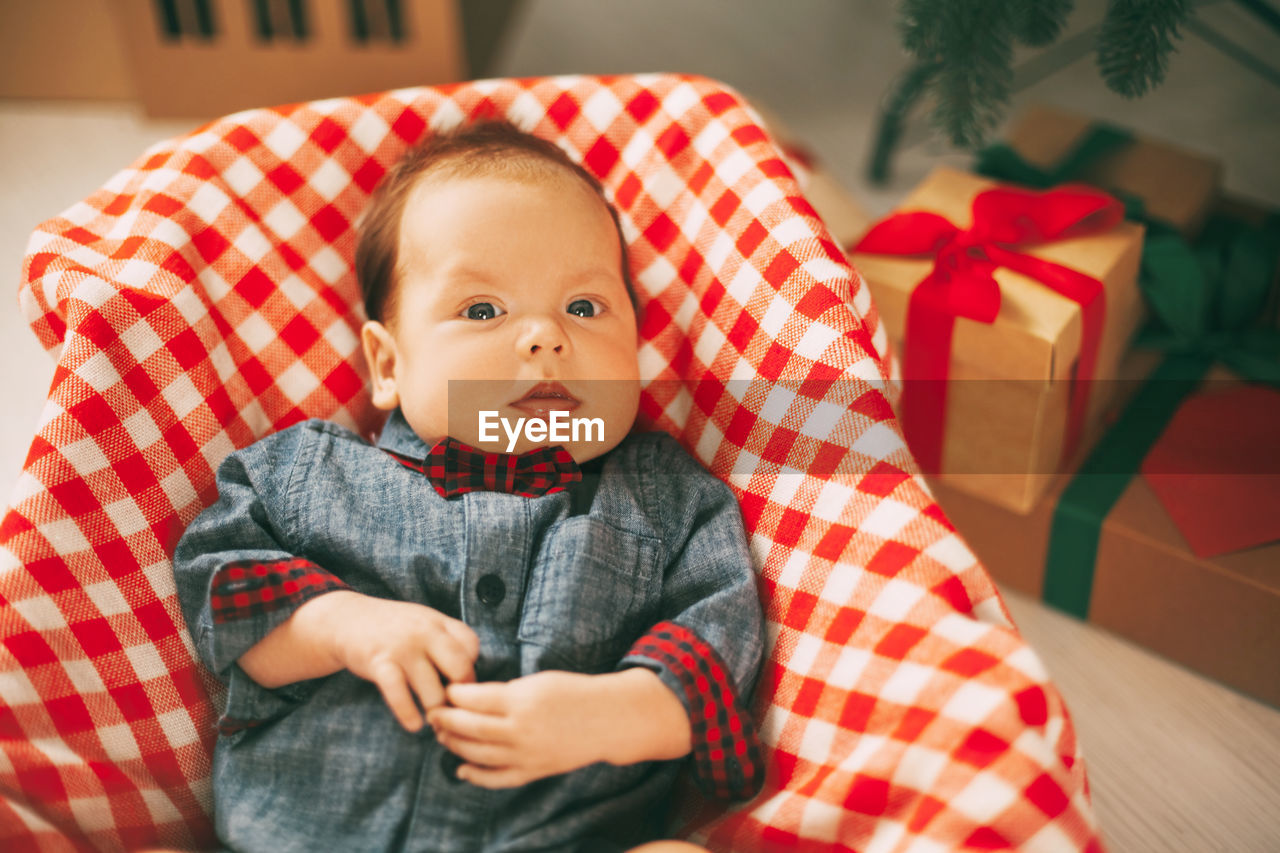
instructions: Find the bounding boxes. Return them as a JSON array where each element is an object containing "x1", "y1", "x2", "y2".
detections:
[
  {"x1": 625, "y1": 621, "x2": 764, "y2": 800},
  {"x1": 210, "y1": 557, "x2": 350, "y2": 624}
]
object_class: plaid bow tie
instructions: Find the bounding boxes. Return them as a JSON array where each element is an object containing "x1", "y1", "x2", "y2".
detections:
[{"x1": 393, "y1": 437, "x2": 582, "y2": 499}]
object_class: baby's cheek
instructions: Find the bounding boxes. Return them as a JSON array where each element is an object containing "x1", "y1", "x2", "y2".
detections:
[
  {"x1": 568, "y1": 387, "x2": 639, "y2": 462},
  {"x1": 602, "y1": 382, "x2": 641, "y2": 435},
  {"x1": 444, "y1": 383, "x2": 497, "y2": 440},
  {"x1": 402, "y1": 372, "x2": 450, "y2": 439}
]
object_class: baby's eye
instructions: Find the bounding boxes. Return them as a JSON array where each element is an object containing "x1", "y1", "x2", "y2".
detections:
[
  {"x1": 566, "y1": 298, "x2": 602, "y2": 318},
  {"x1": 463, "y1": 302, "x2": 505, "y2": 321}
]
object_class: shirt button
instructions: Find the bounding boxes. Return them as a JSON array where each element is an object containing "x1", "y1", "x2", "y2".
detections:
[
  {"x1": 728, "y1": 757, "x2": 744, "y2": 788},
  {"x1": 440, "y1": 750, "x2": 464, "y2": 783},
  {"x1": 476, "y1": 574, "x2": 506, "y2": 606}
]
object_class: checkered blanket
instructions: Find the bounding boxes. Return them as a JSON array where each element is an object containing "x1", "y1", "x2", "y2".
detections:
[{"x1": 2, "y1": 74, "x2": 1103, "y2": 851}]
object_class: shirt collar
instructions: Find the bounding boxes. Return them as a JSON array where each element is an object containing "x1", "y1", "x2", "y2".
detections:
[{"x1": 375, "y1": 408, "x2": 435, "y2": 460}]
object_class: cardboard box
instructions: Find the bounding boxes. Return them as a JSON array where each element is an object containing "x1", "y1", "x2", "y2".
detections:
[
  {"x1": 2, "y1": 1, "x2": 524, "y2": 117},
  {"x1": 1004, "y1": 105, "x2": 1222, "y2": 238},
  {"x1": 110, "y1": 0, "x2": 467, "y2": 118},
  {"x1": 0, "y1": 0, "x2": 134, "y2": 100},
  {"x1": 929, "y1": 368, "x2": 1280, "y2": 708},
  {"x1": 850, "y1": 167, "x2": 1146, "y2": 512}
]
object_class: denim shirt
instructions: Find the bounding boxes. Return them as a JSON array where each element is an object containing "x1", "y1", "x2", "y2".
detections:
[{"x1": 172, "y1": 410, "x2": 765, "y2": 853}]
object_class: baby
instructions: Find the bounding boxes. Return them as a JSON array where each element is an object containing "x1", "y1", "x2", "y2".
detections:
[{"x1": 172, "y1": 121, "x2": 765, "y2": 853}]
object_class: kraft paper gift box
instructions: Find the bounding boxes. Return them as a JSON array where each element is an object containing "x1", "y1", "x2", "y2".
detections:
[
  {"x1": 928, "y1": 360, "x2": 1280, "y2": 708},
  {"x1": 929, "y1": 195, "x2": 1280, "y2": 707},
  {"x1": 849, "y1": 166, "x2": 1146, "y2": 513},
  {"x1": 930, "y1": 457, "x2": 1280, "y2": 709},
  {"x1": 988, "y1": 104, "x2": 1223, "y2": 238}
]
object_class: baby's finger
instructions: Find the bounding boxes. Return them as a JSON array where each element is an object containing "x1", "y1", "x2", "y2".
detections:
[
  {"x1": 427, "y1": 706, "x2": 512, "y2": 744},
  {"x1": 370, "y1": 660, "x2": 423, "y2": 732},
  {"x1": 403, "y1": 655, "x2": 446, "y2": 713},
  {"x1": 427, "y1": 632, "x2": 477, "y2": 687},
  {"x1": 440, "y1": 619, "x2": 481, "y2": 666},
  {"x1": 435, "y1": 733, "x2": 511, "y2": 768},
  {"x1": 444, "y1": 681, "x2": 509, "y2": 714},
  {"x1": 454, "y1": 762, "x2": 527, "y2": 790}
]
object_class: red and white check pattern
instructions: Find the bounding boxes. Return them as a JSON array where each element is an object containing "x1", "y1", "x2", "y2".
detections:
[{"x1": 2, "y1": 75, "x2": 1102, "y2": 851}]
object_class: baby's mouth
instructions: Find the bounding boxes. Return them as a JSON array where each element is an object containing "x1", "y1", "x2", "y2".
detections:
[{"x1": 509, "y1": 381, "x2": 581, "y2": 417}]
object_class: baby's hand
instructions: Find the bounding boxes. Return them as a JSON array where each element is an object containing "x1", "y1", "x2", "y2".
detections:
[
  {"x1": 326, "y1": 591, "x2": 480, "y2": 731},
  {"x1": 426, "y1": 671, "x2": 613, "y2": 788}
]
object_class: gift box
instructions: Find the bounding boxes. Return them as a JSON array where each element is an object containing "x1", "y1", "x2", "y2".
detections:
[
  {"x1": 1213, "y1": 195, "x2": 1280, "y2": 329},
  {"x1": 849, "y1": 166, "x2": 1146, "y2": 512},
  {"x1": 928, "y1": 196, "x2": 1280, "y2": 707},
  {"x1": 929, "y1": 364, "x2": 1280, "y2": 708},
  {"x1": 983, "y1": 104, "x2": 1223, "y2": 238}
]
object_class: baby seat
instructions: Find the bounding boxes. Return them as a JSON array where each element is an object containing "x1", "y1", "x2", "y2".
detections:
[{"x1": 2, "y1": 74, "x2": 1102, "y2": 851}]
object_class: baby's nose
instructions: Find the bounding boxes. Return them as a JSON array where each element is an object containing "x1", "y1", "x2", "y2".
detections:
[{"x1": 518, "y1": 315, "x2": 568, "y2": 356}]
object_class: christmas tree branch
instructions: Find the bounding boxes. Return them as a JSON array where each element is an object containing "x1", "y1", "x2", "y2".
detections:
[
  {"x1": 1096, "y1": 0, "x2": 1191, "y2": 97},
  {"x1": 873, "y1": 0, "x2": 1268, "y2": 179},
  {"x1": 867, "y1": 59, "x2": 939, "y2": 184},
  {"x1": 1013, "y1": 0, "x2": 1075, "y2": 45},
  {"x1": 897, "y1": 0, "x2": 1074, "y2": 148}
]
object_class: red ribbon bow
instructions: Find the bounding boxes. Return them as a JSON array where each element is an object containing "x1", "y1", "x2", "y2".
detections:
[
  {"x1": 391, "y1": 437, "x2": 583, "y2": 499},
  {"x1": 853, "y1": 182, "x2": 1124, "y2": 474}
]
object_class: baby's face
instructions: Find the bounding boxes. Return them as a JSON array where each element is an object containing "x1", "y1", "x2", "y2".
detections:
[{"x1": 362, "y1": 172, "x2": 641, "y2": 462}]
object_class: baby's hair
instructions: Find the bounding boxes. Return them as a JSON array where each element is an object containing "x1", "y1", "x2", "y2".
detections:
[{"x1": 355, "y1": 120, "x2": 638, "y2": 325}]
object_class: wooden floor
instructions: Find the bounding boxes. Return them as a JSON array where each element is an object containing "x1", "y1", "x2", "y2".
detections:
[
  {"x1": 1001, "y1": 588, "x2": 1280, "y2": 852},
  {"x1": 3, "y1": 2, "x2": 1279, "y2": 850}
]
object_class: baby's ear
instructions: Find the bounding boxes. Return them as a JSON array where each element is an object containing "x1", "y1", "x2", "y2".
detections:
[{"x1": 361, "y1": 321, "x2": 401, "y2": 410}]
